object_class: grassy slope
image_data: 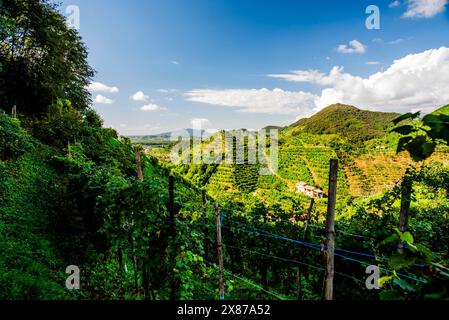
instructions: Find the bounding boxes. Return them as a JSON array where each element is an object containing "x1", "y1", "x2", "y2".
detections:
[{"x1": 0, "y1": 146, "x2": 69, "y2": 299}]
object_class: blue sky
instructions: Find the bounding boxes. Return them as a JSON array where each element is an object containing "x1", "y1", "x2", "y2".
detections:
[{"x1": 61, "y1": 0, "x2": 449, "y2": 135}]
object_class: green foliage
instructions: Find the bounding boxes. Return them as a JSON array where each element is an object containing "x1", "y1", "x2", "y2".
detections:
[
  {"x1": 0, "y1": 0, "x2": 94, "y2": 116},
  {"x1": 174, "y1": 251, "x2": 207, "y2": 300},
  {"x1": 83, "y1": 254, "x2": 136, "y2": 300},
  {"x1": 0, "y1": 114, "x2": 35, "y2": 159},
  {"x1": 393, "y1": 106, "x2": 449, "y2": 161},
  {"x1": 32, "y1": 100, "x2": 84, "y2": 150}
]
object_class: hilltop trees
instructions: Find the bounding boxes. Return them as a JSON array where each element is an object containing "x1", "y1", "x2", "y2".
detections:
[
  {"x1": 0, "y1": 0, "x2": 94, "y2": 116},
  {"x1": 291, "y1": 104, "x2": 399, "y2": 145}
]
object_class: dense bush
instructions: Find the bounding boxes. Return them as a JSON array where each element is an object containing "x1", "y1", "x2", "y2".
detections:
[{"x1": 0, "y1": 114, "x2": 35, "y2": 160}]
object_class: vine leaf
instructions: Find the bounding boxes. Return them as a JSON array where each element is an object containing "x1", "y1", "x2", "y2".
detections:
[
  {"x1": 391, "y1": 125, "x2": 415, "y2": 135},
  {"x1": 393, "y1": 112, "x2": 421, "y2": 125}
]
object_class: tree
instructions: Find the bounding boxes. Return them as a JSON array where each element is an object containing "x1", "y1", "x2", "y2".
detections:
[{"x1": 0, "y1": 0, "x2": 94, "y2": 116}]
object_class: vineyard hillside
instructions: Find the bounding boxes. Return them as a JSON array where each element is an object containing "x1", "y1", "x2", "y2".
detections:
[{"x1": 149, "y1": 104, "x2": 449, "y2": 211}]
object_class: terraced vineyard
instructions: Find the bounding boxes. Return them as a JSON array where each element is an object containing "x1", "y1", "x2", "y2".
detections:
[
  {"x1": 234, "y1": 163, "x2": 260, "y2": 192},
  {"x1": 207, "y1": 163, "x2": 237, "y2": 192},
  {"x1": 349, "y1": 150, "x2": 449, "y2": 197},
  {"x1": 277, "y1": 137, "x2": 314, "y2": 188},
  {"x1": 257, "y1": 173, "x2": 287, "y2": 191},
  {"x1": 207, "y1": 136, "x2": 261, "y2": 193},
  {"x1": 339, "y1": 153, "x2": 372, "y2": 198},
  {"x1": 351, "y1": 152, "x2": 408, "y2": 196},
  {"x1": 207, "y1": 162, "x2": 261, "y2": 193},
  {"x1": 295, "y1": 147, "x2": 348, "y2": 197}
]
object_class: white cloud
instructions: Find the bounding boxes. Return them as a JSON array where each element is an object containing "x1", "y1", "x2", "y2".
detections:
[
  {"x1": 268, "y1": 47, "x2": 449, "y2": 113},
  {"x1": 366, "y1": 61, "x2": 382, "y2": 65},
  {"x1": 140, "y1": 103, "x2": 164, "y2": 111},
  {"x1": 131, "y1": 90, "x2": 149, "y2": 102},
  {"x1": 268, "y1": 69, "x2": 328, "y2": 83},
  {"x1": 187, "y1": 48, "x2": 449, "y2": 118},
  {"x1": 171, "y1": 61, "x2": 180, "y2": 65},
  {"x1": 268, "y1": 67, "x2": 339, "y2": 85},
  {"x1": 185, "y1": 88, "x2": 318, "y2": 116},
  {"x1": 87, "y1": 82, "x2": 119, "y2": 93},
  {"x1": 388, "y1": 38, "x2": 405, "y2": 44},
  {"x1": 191, "y1": 118, "x2": 212, "y2": 129},
  {"x1": 373, "y1": 38, "x2": 407, "y2": 45},
  {"x1": 389, "y1": 1, "x2": 401, "y2": 8},
  {"x1": 94, "y1": 94, "x2": 115, "y2": 104},
  {"x1": 336, "y1": 40, "x2": 366, "y2": 54},
  {"x1": 403, "y1": 0, "x2": 448, "y2": 18},
  {"x1": 158, "y1": 89, "x2": 178, "y2": 93}
]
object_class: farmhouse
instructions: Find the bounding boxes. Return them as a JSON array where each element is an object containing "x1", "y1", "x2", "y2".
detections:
[{"x1": 296, "y1": 182, "x2": 326, "y2": 198}]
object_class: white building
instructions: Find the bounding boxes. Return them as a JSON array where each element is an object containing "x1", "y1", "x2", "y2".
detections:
[{"x1": 296, "y1": 182, "x2": 326, "y2": 199}]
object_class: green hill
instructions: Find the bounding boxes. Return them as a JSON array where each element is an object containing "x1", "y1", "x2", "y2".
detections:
[
  {"x1": 290, "y1": 104, "x2": 400, "y2": 142},
  {"x1": 155, "y1": 103, "x2": 449, "y2": 202}
]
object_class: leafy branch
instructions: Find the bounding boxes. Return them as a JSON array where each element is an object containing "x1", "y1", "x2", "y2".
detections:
[{"x1": 392, "y1": 110, "x2": 449, "y2": 161}]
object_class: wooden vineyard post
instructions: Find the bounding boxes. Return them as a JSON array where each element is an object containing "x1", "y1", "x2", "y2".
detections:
[
  {"x1": 324, "y1": 159, "x2": 338, "y2": 301},
  {"x1": 304, "y1": 197, "x2": 315, "y2": 236},
  {"x1": 202, "y1": 189, "x2": 209, "y2": 260},
  {"x1": 12, "y1": 105, "x2": 17, "y2": 119},
  {"x1": 215, "y1": 202, "x2": 225, "y2": 300},
  {"x1": 296, "y1": 197, "x2": 315, "y2": 300},
  {"x1": 261, "y1": 213, "x2": 269, "y2": 290},
  {"x1": 297, "y1": 197, "x2": 315, "y2": 300},
  {"x1": 398, "y1": 168, "x2": 413, "y2": 254},
  {"x1": 296, "y1": 268, "x2": 301, "y2": 299},
  {"x1": 134, "y1": 146, "x2": 144, "y2": 182}
]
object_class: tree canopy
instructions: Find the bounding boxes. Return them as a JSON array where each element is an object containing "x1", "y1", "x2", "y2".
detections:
[{"x1": 0, "y1": 0, "x2": 94, "y2": 116}]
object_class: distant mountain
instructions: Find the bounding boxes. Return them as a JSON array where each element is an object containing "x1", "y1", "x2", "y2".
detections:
[
  {"x1": 128, "y1": 128, "x2": 210, "y2": 145},
  {"x1": 289, "y1": 103, "x2": 400, "y2": 142},
  {"x1": 129, "y1": 128, "x2": 209, "y2": 139},
  {"x1": 263, "y1": 125, "x2": 284, "y2": 131}
]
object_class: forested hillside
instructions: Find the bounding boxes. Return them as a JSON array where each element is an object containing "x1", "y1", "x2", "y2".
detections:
[
  {"x1": 291, "y1": 103, "x2": 400, "y2": 143},
  {"x1": 1, "y1": 0, "x2": 449, "y2": 301}
]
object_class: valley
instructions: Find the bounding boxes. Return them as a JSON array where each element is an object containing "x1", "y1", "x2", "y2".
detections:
[{"x1": 144, "y1": 104, "x2": 449, "y2": 214}]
